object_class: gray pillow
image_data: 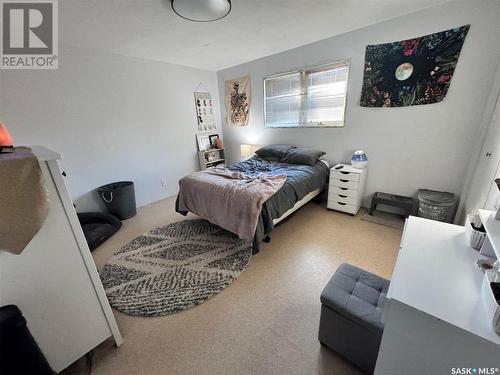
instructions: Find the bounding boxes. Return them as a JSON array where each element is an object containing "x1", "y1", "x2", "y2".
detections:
[
  {"x1": 280, "y1": 147, "x2": 326, "y2": 166},
  {"x1": 255, "y1": 144, "x2": 295, "y2": 159},
  {"x1": 257, "y1": 155, "x2": 281, "y2": 162}
]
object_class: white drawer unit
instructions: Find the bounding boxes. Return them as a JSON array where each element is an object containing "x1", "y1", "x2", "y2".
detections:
[
  {"x1": 329, "y1": 186, "x2": 358, "y2": 197},
  {"x1": 327, "y1": 164, "x2": 367, "y2": 215},
  {"x1": 330, "y1": 169, "x2": 360, "y2": 182},
  {"x1": 327, "y1": 200, "x2": 359, "y2": 215},
  {"x1": 329, "y1": 193, "x2": 358, "y2": 205},
  {"x1": 329, "y1": 178, "x2": 359, "y2": 190}
]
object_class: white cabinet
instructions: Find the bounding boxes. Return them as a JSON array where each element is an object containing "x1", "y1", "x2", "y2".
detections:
[
  {"x1": 0, "y1": 146, "x2": 122, "y2": 372},
  {"x1": 375, "y1": 217, "x2": 500, "y2": 374},
  {"x1": 327, "y1": 164, "x2": 367, "y2": 215}
]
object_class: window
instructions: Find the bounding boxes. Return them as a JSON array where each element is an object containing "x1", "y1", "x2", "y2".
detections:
[{"x1": 264, "y1": 60, "x2": 349, "y2": 128}]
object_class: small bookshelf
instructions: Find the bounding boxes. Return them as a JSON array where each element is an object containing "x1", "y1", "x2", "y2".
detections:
[{"x1": 198, "y1": 148, "x2": 225, "y2": 170}]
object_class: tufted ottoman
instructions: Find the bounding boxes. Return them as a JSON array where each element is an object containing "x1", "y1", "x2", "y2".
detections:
[{"x1": 318, "y1": 263, "x2": 390, "y2": 374}]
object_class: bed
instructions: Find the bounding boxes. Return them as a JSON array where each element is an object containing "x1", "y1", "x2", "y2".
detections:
[{"x1": 176, "y1": 145, "x2": 330, "y2": 253}]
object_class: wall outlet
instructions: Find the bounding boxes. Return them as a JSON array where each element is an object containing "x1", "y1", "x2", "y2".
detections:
[{"x1": 161, "y1": 178, "x2": 167, "y2": 187}]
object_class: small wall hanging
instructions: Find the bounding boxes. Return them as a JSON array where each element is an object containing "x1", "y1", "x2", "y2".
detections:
[
  {"x1": 224, "y1": 75, "x2": 251, "y2": 127},
  {"x1": 360, "y1": 25, "x2": 470, "y2": 108},
  {"x1": 194, "y1": 92, "x2": 216, "y2": 131}
]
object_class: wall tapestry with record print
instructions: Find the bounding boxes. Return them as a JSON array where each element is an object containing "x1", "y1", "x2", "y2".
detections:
[
  {"x1": 194, "y1": 92, "x2": 217, "y2": 131},
  {"x1": 360, "y1": 25, "x2": 470, "y2": 108},
  {"x1": 225, "y1": 75, "x2": 251, "y2": 127}
]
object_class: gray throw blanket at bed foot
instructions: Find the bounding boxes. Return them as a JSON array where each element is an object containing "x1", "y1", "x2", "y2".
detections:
[{"x1": 176, "y1": 167, "x2": 287, "y2": 241}]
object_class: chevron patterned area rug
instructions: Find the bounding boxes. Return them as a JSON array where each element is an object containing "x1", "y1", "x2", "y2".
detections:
[{"x1": 99, "y1": 219, "x2": 252, "y2": 317}]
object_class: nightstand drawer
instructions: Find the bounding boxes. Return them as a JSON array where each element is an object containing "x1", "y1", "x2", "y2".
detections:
[
  {"x1": 329, "y1": 186, "x2": 358, "y2": 197},
  {"x1": 330, "y1": 178, "x2": 359, "y2": 190},
  {"x1": 327, "y1": 200, "x2": 359, "y2": 215},
  {"x1": 331, "y1": 169, "x2": 360, "y2": 182},
  {"x1": 329, "y1": 194, "x2": 358, "y2": 205}
]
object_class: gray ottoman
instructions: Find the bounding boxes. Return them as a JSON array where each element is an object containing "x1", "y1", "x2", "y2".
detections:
[{"x1": 318, "y1": 263, "x2": 389, "y2": 374}]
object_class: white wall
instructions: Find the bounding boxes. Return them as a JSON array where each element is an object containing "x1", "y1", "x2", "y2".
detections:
[
  {"x1": 0, "y1": 44, "x2": 221, "y2": 211},
  {"x1": 461, "y1": 61, "x2": 500, "y2": 216},
  {"x1": 217, "y1": 1, "x2": 500, "y2": 207}
]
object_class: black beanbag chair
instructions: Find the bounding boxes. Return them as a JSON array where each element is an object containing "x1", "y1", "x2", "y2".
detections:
[{"x1": 77, "y1": 212, "x2": 122, "y2": 251}]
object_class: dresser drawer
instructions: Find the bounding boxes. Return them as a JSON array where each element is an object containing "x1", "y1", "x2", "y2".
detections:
[
  {"x1": 331, "y1": 169, "x2": 360, "y2": 182},
  {"x1": 329, "y1": 186, "x2": 358, "y2": 197},
  {"x1": 329, "y1": 194, "x2": 358, "y2": 205},
  {"x1": 327, "y1": 200, "x2": 359, "y2": 215},
  {"x1": 330, "y1": 178, "x2": 359, "y2": 190}
]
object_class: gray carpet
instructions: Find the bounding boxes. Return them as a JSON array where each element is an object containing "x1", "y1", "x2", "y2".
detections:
[{"x1": 100, "y1": 219, "x2": 252, "y2": 317}]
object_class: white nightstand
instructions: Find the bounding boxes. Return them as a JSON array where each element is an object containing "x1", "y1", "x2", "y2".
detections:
[{"x1": 327, "y1": 163, "x2": 367, "y2": 215}]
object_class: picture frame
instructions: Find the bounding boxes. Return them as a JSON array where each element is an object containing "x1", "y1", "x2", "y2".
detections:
[
  {"x1": 196, "y1": 133, "x2": 212, "y2": 151},
  {"x1": 208, "y1": 133, "x2": 220, "y2": 148}
]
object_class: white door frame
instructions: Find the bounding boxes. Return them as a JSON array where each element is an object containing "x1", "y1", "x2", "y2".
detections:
[{"x1": 459, "y1": 62, "x2": 500, "y2": 219}]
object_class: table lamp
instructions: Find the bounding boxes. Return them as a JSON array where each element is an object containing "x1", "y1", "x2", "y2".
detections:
[
  {"x1": 0, "y1": 122, "x2": 13, "y2": 153},
  {"x1": 240, "y1": 144, "x2": 261, "y2": 159}
]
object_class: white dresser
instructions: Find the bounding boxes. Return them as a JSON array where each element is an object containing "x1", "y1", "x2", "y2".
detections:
[
  {"x1": 327, "y1": 163, "x2": 367, "y2": 215},
  {"x1": 0, "y1": 146, "x2": 122, "y2": 372},
  {"x1": 375, "y1": 216, "x2": 500, "y2": 374}
]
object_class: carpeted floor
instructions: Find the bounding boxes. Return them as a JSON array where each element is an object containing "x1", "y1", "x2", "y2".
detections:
[{"x1": 63, "y1": 196, "x2": 402, "y2": 375}]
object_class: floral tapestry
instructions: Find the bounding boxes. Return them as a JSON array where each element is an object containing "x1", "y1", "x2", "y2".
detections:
[
  {"x1": 360, "y1": 25, "x2": 470, "y2": 108},
  {"x1": 225, "y1": 75, "x2": 251, "y2": 127}
]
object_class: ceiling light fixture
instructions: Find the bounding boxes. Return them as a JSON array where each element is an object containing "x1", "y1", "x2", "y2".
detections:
[{"x1": 171, "y1": 0, "x2": 231, "y2": 22}]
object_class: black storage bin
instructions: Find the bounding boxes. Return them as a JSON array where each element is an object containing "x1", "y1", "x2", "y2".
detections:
[
  {"x1": 97, "y1": 181, "x2": 137, "y2": 220},
  {"x1": 0, "y1": 305, "x2": 53, "y2": 375}
]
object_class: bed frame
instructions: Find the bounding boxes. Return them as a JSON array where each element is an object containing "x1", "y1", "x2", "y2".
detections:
[
  {"x1": 272, "y1": 160, "x2": 330, "y2": 226},
  {"x1": 273, "y1": 188, "x2": 322, "y2": 225}
]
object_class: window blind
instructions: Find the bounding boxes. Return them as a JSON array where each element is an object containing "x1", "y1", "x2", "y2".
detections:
[
  {"x1": 264, "y1": 60, "x2": 349, "y2": 128},
  {"x1": 264, "y1": 72, "x2": 302, "y2": 128}
]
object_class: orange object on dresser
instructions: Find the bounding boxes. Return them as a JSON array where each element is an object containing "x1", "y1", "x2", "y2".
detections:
[{"x1": 0, "y1": 122, "x2": 13, "y2": 146}]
